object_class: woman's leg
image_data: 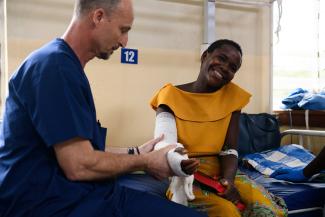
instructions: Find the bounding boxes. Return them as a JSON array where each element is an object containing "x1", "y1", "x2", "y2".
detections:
[
  {"x1": 188, "y1": 182, "x2": 241, "y2": 217},
  {"x1": 235, "y1": 173, "x2": 288, "y2": 217}
]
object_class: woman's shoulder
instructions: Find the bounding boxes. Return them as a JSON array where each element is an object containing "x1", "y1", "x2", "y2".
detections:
[
  {"x1": 224, "y1": 82, "x2": 251, "y2": 98},
  {"x1": 150, "y1": 83, "x2": 193, "y2": 116}
]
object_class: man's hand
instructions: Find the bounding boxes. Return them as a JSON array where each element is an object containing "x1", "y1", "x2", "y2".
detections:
[
  {"x1": 218, "y1": 178, "x2": 241, "y2": 203},
  {"x1": 138, "y1": 135, "x2": 164, "y2": 154},
  {"x1": 144, "y1": 145, "x2": 177, "y2": 180},
  {"x1": 270, "y1": 168, "x2": 308, "y2": 182}
]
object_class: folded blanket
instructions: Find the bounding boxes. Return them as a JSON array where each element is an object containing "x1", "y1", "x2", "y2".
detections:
[
  {"x1": 281, "y1": 88, "x2": 325, "y2": 110},
  {"x1": 281, "y1": 88, "x2": 308, "y2": 109},
  {"x1": 242, "y1": 144, "x2": 315, "y2": 176}
]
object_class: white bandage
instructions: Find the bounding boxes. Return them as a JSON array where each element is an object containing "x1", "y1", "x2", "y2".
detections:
[
  {"x1": 154, "y1": 112, "x2": 189, "y2": 177},
  {"x1": 167, "y1": 143, "x2": 189, "y2": 177},
  {"x1": 170, "y1": 175, "x2": 195, "y2": 206},
  {"x1": 154, "y1": 112, "x2": 177, "y2": 145},
  {"x1": 154, "y1": 112, "x2": 195, "y2": 205},
  {"x1": 219, "y1": 149, "x2": 238, "y2": 158}
]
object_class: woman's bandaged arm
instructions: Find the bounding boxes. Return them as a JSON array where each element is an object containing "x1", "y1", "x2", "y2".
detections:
[{"x1": 154, "y1": 110, "x2": 189, "y2": 177}]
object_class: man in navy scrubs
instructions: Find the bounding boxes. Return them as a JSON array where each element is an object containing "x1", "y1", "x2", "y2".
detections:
[{"x1": 0, "y1": 0, "x2": 204, "y2": 216}]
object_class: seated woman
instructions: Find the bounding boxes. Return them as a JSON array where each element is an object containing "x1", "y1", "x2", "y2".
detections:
[{"x1": 150, "y1": 39, "x2": 288, "y2": 217}]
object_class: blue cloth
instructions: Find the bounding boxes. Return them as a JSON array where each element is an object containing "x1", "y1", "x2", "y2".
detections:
[
  {"x1": 270, "y1": 168, "x2": 308, "y2": 182},
  {"x1": 0, "y1": 39, "x2": 206, "y2": 217},
  {"x1": 281, "y1": 88, "x2": 308, "y2": 109},
  {"x1": 242, "y1": 144, "x2": 315, "y2": 176},
  {"x1": 281, "y1": 88, "x2": 325, "y2": 110},
  {"x1": 117, "y1": 174, "x2": 169, "y2": 197},
  {"x1": 298, "y1": 91, "x2": 325, "y2": 110}
]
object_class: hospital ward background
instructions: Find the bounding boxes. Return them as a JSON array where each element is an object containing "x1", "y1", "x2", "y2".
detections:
[{"x1": 0, "y1": 0, "x2": 324, "y2": 216}]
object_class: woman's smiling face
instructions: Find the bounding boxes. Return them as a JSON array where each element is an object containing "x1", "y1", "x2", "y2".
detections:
[{"x1": 199, "y1": 44, "x2": 242, "y2": 90}]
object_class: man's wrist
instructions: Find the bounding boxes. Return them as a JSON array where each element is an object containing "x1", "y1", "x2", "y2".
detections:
[
  {"x1": 127, "y1": 147, "x2": 140, "y2": 155},
  {"x1": 138, "y1": 153, "x2": 149, "y2": 172}
]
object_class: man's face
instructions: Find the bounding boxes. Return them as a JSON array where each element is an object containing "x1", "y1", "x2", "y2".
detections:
[{"x1": 93, "y1": 0, "x2": 134, "y2": 60}]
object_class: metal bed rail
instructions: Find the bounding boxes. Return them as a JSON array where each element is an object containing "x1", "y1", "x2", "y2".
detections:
[
  {"x1": 281, "y1": 129, "x2": 325, "y2": 216},
  {"x1": 281, "y1": 129, "x2": 325, "y2": 147}
]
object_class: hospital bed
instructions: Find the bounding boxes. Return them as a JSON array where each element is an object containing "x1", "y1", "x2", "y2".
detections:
[{"x1": 239, "y1": 128, "x2": 325, "y2": 217}]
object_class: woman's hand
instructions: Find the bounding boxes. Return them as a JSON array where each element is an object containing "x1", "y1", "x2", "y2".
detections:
[
  {"x1": 144, "y1": 145, "x2": 177, "y2": 180},
  {"x1": 174, "y1": 147, "x2": 200, "y2": 175},
  {"x1": 218, "y1": 178, "x2": 241, "y2": 203},
  {"x1": 181, "y1": 159, "x2": 200, "y2": 175}
]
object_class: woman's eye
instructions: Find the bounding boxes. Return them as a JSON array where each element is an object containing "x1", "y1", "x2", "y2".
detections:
[
  {"x1": 218, "y1": 55, "x2": 226, "y2": 62},
  {"x1": 231, "y1": 66, "x2": 237, "y2": 72}
]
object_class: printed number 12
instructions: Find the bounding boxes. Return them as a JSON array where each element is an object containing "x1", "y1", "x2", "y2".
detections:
[{"x1": 124, "y1": 51, "x2": 135, "y2": 63}]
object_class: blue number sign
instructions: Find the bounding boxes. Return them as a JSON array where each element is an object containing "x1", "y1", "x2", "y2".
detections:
[{"x1": 121, "y1": 48, "x2": 138, "y2": 64}]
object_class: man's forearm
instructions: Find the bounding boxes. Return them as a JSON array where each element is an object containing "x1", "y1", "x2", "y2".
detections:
[
  {"x1": 106, "y1": 146, "x2": 139, "y2": 155},
  {"x1": 55, "y1": 137, "x2": 173, "y2": 182},
  {"x1": 105, "y1": 146, "x2": 128, "y2": 154},
  {"x1": 55, "y1": 139, "x2": 148, "y2": 181},
  {"x1": 70, "y1": 150, "x2": 148, "y2": 181}
]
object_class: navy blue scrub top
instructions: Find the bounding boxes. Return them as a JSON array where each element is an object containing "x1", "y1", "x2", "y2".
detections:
[{"x1": 0, "y1": 39, "x2": 118, "y2": 217}]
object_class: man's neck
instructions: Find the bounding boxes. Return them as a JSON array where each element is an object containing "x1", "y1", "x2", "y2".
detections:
[{"x1": 61, "y1": 17, "x2": 95, "y2": 68}]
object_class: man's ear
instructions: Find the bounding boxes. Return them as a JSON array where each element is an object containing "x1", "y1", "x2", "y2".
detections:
[
  {"x1": 92, "y1": 8, "x2": 105, "y2": 25},
  {"x1": 201, "y1": 50, "x2": 208, "y2": 64}
]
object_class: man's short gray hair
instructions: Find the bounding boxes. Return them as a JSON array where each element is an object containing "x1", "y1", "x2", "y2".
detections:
[{"x1": 74, "y1": 0, "x2": 121, "y2": 17}]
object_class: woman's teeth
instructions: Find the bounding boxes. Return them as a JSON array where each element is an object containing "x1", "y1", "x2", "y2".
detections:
[{"x1": 213, "y1": 70, "x2": 223, "y2": 79}]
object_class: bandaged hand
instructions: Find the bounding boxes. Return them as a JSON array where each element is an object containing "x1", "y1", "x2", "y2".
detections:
[
  {"x1": 170, "y1": 175, "x2": 195, "y2": 205},
  {"x1": 174, "y1": 147, "x2": 199, "y2": 174},
  {"x1": 154, "y1": 112, "x2": 199, "y2": 176},
  {"x1": 167, "y1": 143, "x2": 193, "y2": 177},
  {"x1": 270, "y1": 168, "x2": 308, "y2": 182},
  {"x1": 154, "y1": 111, "x2": 197, "y2": 205}
]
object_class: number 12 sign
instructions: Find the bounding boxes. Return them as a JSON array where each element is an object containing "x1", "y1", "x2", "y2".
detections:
[{"x1": 121, "y1": 48, "x2": 138, "y2": 64}]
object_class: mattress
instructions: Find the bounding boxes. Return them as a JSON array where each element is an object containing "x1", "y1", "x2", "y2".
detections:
[{"x1": 239, "y1": 165, "x2": 325, "y2": 217}]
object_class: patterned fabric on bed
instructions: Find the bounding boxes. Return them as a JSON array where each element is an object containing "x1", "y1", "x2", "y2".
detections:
[{"x1": 242, "y1": 144, "x2": 315, "y2": 176}]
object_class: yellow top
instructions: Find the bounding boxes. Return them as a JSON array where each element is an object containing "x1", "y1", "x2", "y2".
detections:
[{"x1": 150, "y1": 82, "x2": 251, "y2": 177}]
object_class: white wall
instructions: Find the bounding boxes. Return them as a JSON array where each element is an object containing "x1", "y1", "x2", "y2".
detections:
[
  {"x1": 7, "y1": 0, "x2": 272, "y2": 147},
  {"x1": 0, "y1": 0, "x2": 7, "y2": 108}
]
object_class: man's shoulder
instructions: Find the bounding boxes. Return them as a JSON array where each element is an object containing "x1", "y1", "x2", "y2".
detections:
[
  {"x1": 11, "y1": 39, "x2": 80, "y2": 82},
  {"x1": 30, "y1": 38, "x2": 78, "y2": 67}
]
